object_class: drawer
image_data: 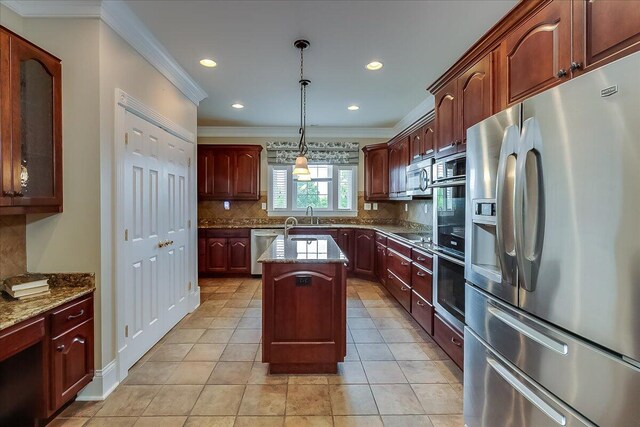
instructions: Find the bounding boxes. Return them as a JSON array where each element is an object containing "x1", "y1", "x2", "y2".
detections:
[
  {"x1": 411, "y1": 291, "x2": 433, "y2": 335},
  {"x1": 386, "y1": 248, "x2": 412, "y2": 284},
  {"x1": 0, "y1": 316, "x2": 45, "y2": 362},
  {"x1": 387, "y1": 238, "x2": 412, "y2": 258},
  {"x1": 411, "y1": 264, "x2": 433, "y2": 303},
  {"x1": 434, "y1": 313, "x2": 464, "y2": 368},
  {"x1": 206, "y1": 228, "x2": 250, "y2": 238},
  {"x1": 375, "y1": 232, "x2": 387, "y2": 245},
  {"x1": 386, "y1": 270, "x2": 411, "y2": 311},
  {"x1": 411, "y1": 248, "x2": 433, "y2": 270},
  {"x1": 51, "y1": 296, "x2": 93, "y2": 338}
]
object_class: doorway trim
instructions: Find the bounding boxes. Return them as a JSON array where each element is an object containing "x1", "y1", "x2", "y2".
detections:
[{"x1": 113, "y1": 89, "x2": 199, "y2": 382}]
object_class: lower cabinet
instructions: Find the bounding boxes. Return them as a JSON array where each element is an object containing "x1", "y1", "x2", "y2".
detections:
[
  {"x1": 375, "y1": 242, "x2": 387, "y2": 287},
  {"x1": 51, "y1": 320, "x2": 94, "y2": 410},
  {"x1": 433, "y1": 313, "x2": 464, "y2": 369},
  {"x1": 337, "y1": 229, "x2": 355, "y2": 272},
  {"x1": 411, "y1": 291, "x2": 434, "y2": 335},
  {"x1": 199, "y1": 229, "x2": 251, "y2": 275},
  {"x1": 353, "y1": 230, "x2": 375, "y2": 277}
]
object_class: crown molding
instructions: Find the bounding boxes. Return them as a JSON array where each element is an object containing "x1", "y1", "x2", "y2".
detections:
[
  {"x1": 197, "y1": 126, "x2": 395, "y2": 139},
  {"x1": 1, "y1": 0, "x2": 208, "y2": 105},
  {"x1": 392, "y1": 96, "x2": 435, "y2": 135}
]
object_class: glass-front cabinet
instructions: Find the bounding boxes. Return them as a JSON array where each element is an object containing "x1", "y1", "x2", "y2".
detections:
[{"x1": 0, "y1": 26, "x2": 62, "y2": 214}]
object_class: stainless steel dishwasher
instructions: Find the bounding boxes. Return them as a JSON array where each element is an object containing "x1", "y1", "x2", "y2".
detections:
[{"x1": 250, "y1": 228, "x2": 284, "y2": 275}]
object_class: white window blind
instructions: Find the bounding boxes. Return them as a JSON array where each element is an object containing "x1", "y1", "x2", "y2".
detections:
[
  {"x1": 338, "y1": 169, "x2": 354, "y2": 210},
  {"x1": 272, "y1": 168, "x2": 288, "y2": 209}
]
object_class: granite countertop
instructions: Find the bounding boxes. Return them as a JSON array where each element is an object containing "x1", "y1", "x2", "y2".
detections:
[
  {"x1": 0, "y1": 273, "x2": 95, "y2": 332},
  {"x1": 258, "y1": 235, "x2": 348, "y2": 264}
]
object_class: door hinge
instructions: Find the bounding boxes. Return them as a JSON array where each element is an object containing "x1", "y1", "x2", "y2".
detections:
[
  {"x1": 188, "y1": 158, "x2": 191, "y2": 167},
  {"x1": 125, "y1": 229, "x2": 129, "y2": 241},
  {"x1": 125, "y1": 325, "x2": 129, "y2": 337},
  {"x1": 188, "y1": 281, "x2": 192, "y2": 290},
  {"x1": 188, "y1": 219, "x2": 191, "y2": 228},
  {"x1": 125, "y1": 132, "x2": 129, "y2": 145}
]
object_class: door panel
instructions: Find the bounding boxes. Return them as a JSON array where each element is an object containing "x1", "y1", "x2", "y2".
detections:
[
  {"x1": 0, "y1": 31, "x2": 11, "y2": 206},
  {"x1": 458, "y1": 53, "x2": 493, "y2": 150},
  {"x1": 365, "y1": 147, "x2": 388, "y2": 199},
  {"x1": 520, "y1": 54, "x2": 640, "y2": 362},
  {"x1": 212, "y1": 151, "x2": 233, "y2": 198},
  {"x1": 234, "y1": 151, "x2": 259, "y2": 199},
  {"x1": 354, "y1": 230, "x2": 374, "y2": 275},
  {"x1": 228, "y1": 237, "x2": 250, "y2": 273},
  {"x1": 422, "y1": 122, "x2": 435, "y2": 158},
  {"x1": 207, "y1": 238, "x2": 227, "y2": 273},
  {"x1": 435, "y1": 81, "x2": 458, "y2": 159}
]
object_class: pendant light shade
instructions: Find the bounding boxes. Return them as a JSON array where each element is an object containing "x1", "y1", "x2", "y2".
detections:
[{"x1": 292, "y1": 155, "x2": 310, "y2": 175}]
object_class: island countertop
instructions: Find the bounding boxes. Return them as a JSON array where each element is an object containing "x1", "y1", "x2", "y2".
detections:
[{"x1": 257, "y1": 234, "x2": 347, "y2": 264}]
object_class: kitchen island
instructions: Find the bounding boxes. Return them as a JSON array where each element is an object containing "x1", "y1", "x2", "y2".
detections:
[{"x1": 258, "y1": 234, "x2": 347, "y2": 374}]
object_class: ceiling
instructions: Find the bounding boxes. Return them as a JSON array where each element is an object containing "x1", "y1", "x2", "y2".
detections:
[{"x1": 125, "y1": 0, "x2": 516, "y2": 128}]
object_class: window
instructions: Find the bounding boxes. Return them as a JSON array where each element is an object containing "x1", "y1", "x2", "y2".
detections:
[{"x1": 268, "y1": 164, "x2": 357, "y2": 216}]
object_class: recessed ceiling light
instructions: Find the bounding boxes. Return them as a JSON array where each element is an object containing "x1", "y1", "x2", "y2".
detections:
[
  {"x1": 366, "y1": 61, "x2": 383, "y2": 71},
  {"x1": 231, "y1": 103, "x2": 244, "y2": 109},
  {"x1": 199, "y1": 58, "x2": 217, "y2": 68},
  {"x1": 347, "y1": 105, "x2": 360, "y2": 111}
]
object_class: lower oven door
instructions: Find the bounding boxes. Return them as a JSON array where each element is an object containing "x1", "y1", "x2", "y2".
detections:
[
  {"x1": 464, "y1": 327, "x2": 595, "y2": 427},
  {"x1": 434, "y1": 253, "x2": 465, "y2": 331}
]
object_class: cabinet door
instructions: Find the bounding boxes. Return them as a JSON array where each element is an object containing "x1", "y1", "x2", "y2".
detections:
[
  {"x1": 435, "y1": 80, "x2": 458, "y2": 159},
  {"x1": 573, "y1": 0, "x2": 640, "y2": 76},
  {"x1": 227, "y1": 237, "x2": 250, "y2": 273},
  {"x1": 212, "y1": 151, "x2": 234, "y2": 199},
  {"x1": 0, "y1": 31, "x2": 11, "y2": 207},
  {"x1": 354, "y1": 230, "x2": 375, "y2": 276},
  {"x1": 9, "y1": 33, "x2": 62, "y2": 208},
  {"x1": 409, "y1": 130, "x2": 422, "y2": 163},
  {"x1": 234, "y1": 150, "x2": 260, "y2": 200},
  {"x1": 206, "y1": 237, "x2": 228, "y2": 273},
  {"x1": 421, "y1": 122, "x2": 435, "y2": 158},
  {"x1": 458, "y1": 53, "x2": 493, "y2": 153},
  {"x1": 197, "y1": 147, "x2": 214, "y2": 199},
  {"x1": 396, "y1": 138, "x2": 409, "y2": 195},
  {"x1": 375, "y1": 242, "x2": 387, "y2": 287},
  {"x1": 364, "y1": 147, "x2": 388, "y2": 200},
  {"x1": 388, "y1": 145, "x2": 398, "y2": 196},
  {"x1": 51, "y1": 320, "x2": 94, "y2": 410},
  {"x1": 198, "y1": 236, "x2": 207, "y2": 273},
  {"x1": 337, "y1": 229, "x2": 354, "y2": 272},
  {"x1": 502, "y1": 0, "x2": 572, "y2": 105}
]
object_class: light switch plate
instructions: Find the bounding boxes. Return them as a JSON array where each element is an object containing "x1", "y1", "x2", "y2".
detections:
[
  {"x1": 424, "y1": 203, "x2": 429, "y2": 214},
  {"x1": 373, "y1": 203, "x2": 378, "y2": 210},
  {"x1": 223, "y1": 201, "x2": 230, "y2": 210},
  {"x1": 262, "y1": 203, "x2": 267, "y2": 210},
  {"x1": 364, "y1": 203, "x2": 372, "y2": 211}
]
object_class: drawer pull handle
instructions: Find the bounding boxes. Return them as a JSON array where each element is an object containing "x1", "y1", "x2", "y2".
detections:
[
  {"x1": 401, "y1": 261, "x2": 410, "y2": 266},
  {"x1": 416, "y1": 300, "x2": 425, "y2": 307},
  {"x1": 387, "y1": 253, "x2": 393, "y2": 257},
  {"x1": 416, "y1": 271, "x2": 426, "y2": 277},
  {"x1": 56, "y1": 345, "x2": 65, "y2": 352},
  {"x1": 450, "y1": 337, "x2": 462, "y2": 347},
  {"x1": 417, "y1": 256, "x2": 429, "y2": 261},
  {"x1": 388, "y1": 274, "x2": 393, "y2": 280},
  {"x1": 401, "y1": 286, "x2": 408, "y2": 291},
  {"x1": 67, "y1": 309, "x2": 85, "y2": 320}
]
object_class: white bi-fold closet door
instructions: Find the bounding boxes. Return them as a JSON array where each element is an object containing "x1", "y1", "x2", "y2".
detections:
[{"x1": 121, "y1": 110, "x2": 191, "y2": 371}]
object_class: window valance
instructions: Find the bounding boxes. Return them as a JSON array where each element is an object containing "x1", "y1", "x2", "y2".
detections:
[{"x1": 266, "y1": 141, "x2": 359, "y2": 165}]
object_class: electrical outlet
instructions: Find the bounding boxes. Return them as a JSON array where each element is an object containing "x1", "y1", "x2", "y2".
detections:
[
  {"x1": 373, "y1": 203, "x2": 378, "y2": 210},
  {"x1": 364, "y1": 203, "x2": 372, "y2": 211},
  {"x1": 424, "y1": 203, "x2": 429, "y2": 214},
  {"x1": 405, "y1": 203, "x2": 408, "y2": 212},
  {"x1": 223, "y1": 201, "x2": 230, "y2": 210},
  {"x1": 262, "y1": 203, "x2": 267, "y2": 210}
]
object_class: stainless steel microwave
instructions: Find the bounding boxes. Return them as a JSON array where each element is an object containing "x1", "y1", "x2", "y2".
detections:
[{"x1": 405, "y1": 158, "x2": 433, "y2": 197}]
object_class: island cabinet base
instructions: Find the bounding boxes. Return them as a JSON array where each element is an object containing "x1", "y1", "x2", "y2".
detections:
[{"x1": 262, "y1": 262, "x2": 347, "y2": 374}]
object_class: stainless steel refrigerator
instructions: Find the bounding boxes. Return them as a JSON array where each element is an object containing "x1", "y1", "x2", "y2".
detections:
[{"x1": 464, "y1": 51, "x2": 640, "y2": 427}]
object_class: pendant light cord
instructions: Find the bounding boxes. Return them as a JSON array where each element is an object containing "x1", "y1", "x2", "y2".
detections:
[{"x1": 298, "y1": 44, "x2": 308, "y2": 156}]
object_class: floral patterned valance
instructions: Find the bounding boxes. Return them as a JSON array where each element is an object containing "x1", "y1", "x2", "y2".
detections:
[{"x1": 266, "y1": 141, "x2": 359, "y2": 165}]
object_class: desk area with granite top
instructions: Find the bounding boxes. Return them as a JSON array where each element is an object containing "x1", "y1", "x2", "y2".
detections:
[{"x1": 258, "y1": 235, "x2": 347, "y2": 374}]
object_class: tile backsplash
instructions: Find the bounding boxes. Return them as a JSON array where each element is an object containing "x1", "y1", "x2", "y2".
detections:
[{"x1": 0, "y1": 215, "x2": 27, "y2": 280}]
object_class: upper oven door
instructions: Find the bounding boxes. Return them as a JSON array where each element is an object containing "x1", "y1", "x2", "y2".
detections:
[{"x1": 431, "y1": 153, "x2": 466, "y2": 188}]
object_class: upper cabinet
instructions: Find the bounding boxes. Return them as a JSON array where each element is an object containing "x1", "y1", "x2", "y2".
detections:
[
  {"x1": 435, "y1": 51, "x2": 494, "y2": 158},
  {"x1": 198, "y1": 144, "x2": 262, "y2": 201},
  {"x1": 362, "y1": 143, "x2": 389, "y2": 201},
  {"x1": 572, "y1": 0, "x2": 640, "y2": 75},
  {"x1": 500, "y1": 0, "x2": 572, "y2": 106},
  {"x1": 388, "y1": 136, "x2": 409, "y2": 198},
  {"x1": 410, "y1": 120, "x2": 435, "y2": 164},
  {"x1": 0, "y1": 26, "x2": 63, "y2": 215}
]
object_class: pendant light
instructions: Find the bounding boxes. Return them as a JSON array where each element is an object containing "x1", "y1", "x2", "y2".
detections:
[{"x1": 292, "y1": 39, "x2": 311, "y2": 177}]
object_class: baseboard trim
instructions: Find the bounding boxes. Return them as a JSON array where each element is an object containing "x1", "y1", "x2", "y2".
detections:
[{"x1": 76, "y1": 359, "x2": 119, "y2": 401}]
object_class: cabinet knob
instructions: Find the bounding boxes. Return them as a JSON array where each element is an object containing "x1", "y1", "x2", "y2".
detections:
[
  {"x1": 401, "y1": 261, "x2": 410, "y2": 266},
  {"x1": 450, "y1": 337, "x2": 462, "y2": 347},
  {"x1": 570, "y1": 61, "x2": 582, "y2": 72},
  {"x1": 400, "y1": 286, "x2": 408, "y2": 292},
  {"x1": 416, "y1": 271, "x2": 426, "y2": 277},
  {"x1": 56, "y1": 345, "x2": 65, "y2": 352},
  {"x1": 416, "y1": 300, "x2": 425, "y2": 307},
  {"x1": 556, "y1": 69, "x2": 568, "y2": 78}
]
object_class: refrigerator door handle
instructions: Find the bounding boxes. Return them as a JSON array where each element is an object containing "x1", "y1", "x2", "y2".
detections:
[
  {"x1": 515, "y1": 117, "x2": 546, "y2": 292},
  {"x1": 486, "y1": 357, "x2": 567, "y2": 426},
  {"x1": 495, "y1": 125, "x2": 520, "y2": 287}
]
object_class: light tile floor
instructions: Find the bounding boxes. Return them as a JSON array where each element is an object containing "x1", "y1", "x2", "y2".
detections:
[{"x1": 51, "y1": 277, "x2": 463, "y2": 427}]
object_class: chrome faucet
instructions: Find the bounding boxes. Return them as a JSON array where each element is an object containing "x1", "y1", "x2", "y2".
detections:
[
  {"x1": 284, "y1": 216, "x2": 298, "y2": 239},
  {"x1": 305, "y1": 205, "x2": 317, "y2": 225}
]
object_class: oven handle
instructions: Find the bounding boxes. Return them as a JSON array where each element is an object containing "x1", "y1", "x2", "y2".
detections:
[
  {"x1": 428, "y1": 180, "x2": 466, "y2": 188},
  {"x1": 419, "y1": 168, "x2": 429, "y2": 191},
  {"x1": 431, "y1": 249, "x2": 465, "y2": 267}
]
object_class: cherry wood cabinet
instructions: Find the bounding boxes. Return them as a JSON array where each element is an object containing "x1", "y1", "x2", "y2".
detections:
[
  {"x1": 435, "y1": 80, "x2": 459, "y2": 159},
  {"x1": 197, "y1": 145, "x2": 262, "y2": 201},
  {"x1": 362, "y1": 143, "x2": 389, "y2": 201},
  {"x1": 572, "y1": 0, "x2": 640, "y2": 76},
  {"x1": 434, "y1": 313, "x2": 464, "y2": 369},
  {"x1": 388, "y1": 137, "x2": 409, "y2": 197},
  {"x1": 0, "y1": 26, "x2": 63, "y2": 215},
  {"x1": 353, "y1": 229, "x2": 375, "y2": 277},
  {"x1": 337, "y1": 229, "x2": 355, "y2": 272},
  {"x1": 199, "y1": 229, "x2": 251, "y2": 275},
  {"x1": 501, "y1": 0, "x2": 572, "y2": 106},
  {"x1": 409, "y1": 121, "x2": 436, "y2": 163},
  {"x1": 375, "y1": 242, "x2": 387, "y2": 287}
]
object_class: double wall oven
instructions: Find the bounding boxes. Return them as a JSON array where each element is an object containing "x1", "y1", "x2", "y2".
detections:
[{"x1": 430, "y1": 153, "x2": 466, "y2": 331}]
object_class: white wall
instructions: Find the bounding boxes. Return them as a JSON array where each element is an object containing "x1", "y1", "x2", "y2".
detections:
[{"x1": 197, "y1": 136, "x2": 386, "y2": 192}]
